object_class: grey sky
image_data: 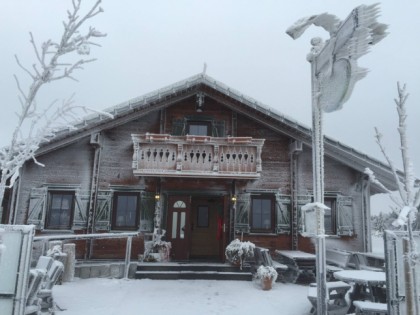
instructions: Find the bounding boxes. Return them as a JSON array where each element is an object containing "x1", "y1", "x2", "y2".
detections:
[{"x1": 1, "y1": 0, "x2": 420, "y2": 186}]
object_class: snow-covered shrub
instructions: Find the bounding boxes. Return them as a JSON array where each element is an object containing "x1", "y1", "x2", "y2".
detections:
[
  {"x1": 225, "y1": 239, "x2": 255, "y2": 269},
  {"x1": 143, "y1": 228, "x2": 171, "y2": 262},
  {"x1": 256, "y1": 265, "x2": 278, "y2": 281}
]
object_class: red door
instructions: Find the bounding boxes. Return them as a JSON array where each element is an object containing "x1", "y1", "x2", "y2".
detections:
[{"x1": 167, "y1": 195, "x2": 191, "y2": 261}]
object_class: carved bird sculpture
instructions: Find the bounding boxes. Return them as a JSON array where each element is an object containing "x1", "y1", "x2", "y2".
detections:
[{"x1": 286, "y1": 3, "x2": 388, "y2": 112}]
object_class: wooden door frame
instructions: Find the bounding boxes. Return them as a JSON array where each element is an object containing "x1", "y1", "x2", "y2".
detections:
[
  {"x1": 164, "y1": 191, "x2": 229, "y2": 262},
  {"x1": 166, "y1": 195, "x2": 191, "y2": 261}
]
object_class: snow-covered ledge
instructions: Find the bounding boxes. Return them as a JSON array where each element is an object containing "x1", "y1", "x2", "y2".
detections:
[{"x1": 131, "y1": 133, "x2": 265, "y2": 179}]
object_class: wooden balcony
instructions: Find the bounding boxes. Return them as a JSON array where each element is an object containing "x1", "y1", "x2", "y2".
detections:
[{"x1": 131, "y1": 133, "x2": 265, "y2": 179}]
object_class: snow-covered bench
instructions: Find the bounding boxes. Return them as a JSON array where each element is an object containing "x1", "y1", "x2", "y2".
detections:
[
  {"x1": 353, "y1": 300, "x2": 388, "y2": 314},
  {"x1": 38, "y1": 259, "x2": 64, "y2": 311},
  {"x1": 273, "y1": 250, "x2": 316, "y2": 283},
  {"x1": 350, "y1": 252, "x2": 383, "y2": 272},
  {"x1": 25, "y1": 269, "x2": 46, "y2": 315},
  {"x1": 326, "y1": 248, "x2": 352, "y2": 280},
  {"x1": 326, "y1": 248, "x2": 352, "y2": 268},
  {"x1": 26, "y1": 255, "x2": 64, "y2": 313},
  {"x1": 307, "y1": 281, "x2": 351, "y2": 315}
]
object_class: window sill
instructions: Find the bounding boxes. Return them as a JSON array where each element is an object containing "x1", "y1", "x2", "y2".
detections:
[
  {"x1": 42, "y1": 229, "x2": 74, "y2": 234},
  {"x1": 248, "y1": 232, "x2": 278, "y2": 237},
  {"x1": 326, "y1": 235, "x2": 341, "y2": 239}
]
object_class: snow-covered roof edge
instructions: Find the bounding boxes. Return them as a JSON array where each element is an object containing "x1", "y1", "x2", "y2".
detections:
[{"x1": 39, "y1": 72, "x2": 399, "y2": 190}]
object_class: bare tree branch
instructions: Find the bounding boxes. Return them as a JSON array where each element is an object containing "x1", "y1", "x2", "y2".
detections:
[{"x1": 0, "y1": 0, "x2": 109, "y2": 213}]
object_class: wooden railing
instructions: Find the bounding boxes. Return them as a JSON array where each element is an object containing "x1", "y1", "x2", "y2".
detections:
[{"x1": 131, "y1": 133, "x2": 265, "y2": 179}]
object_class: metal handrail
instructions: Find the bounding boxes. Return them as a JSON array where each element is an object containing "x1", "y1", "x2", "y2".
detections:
[{"x1": 34, "y1": 232, "x2": 140, "y2": 279}]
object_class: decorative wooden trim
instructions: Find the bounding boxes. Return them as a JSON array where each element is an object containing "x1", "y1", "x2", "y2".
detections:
[{"x1": 132, "y1": 133, "x2": 265, "y2": 179}]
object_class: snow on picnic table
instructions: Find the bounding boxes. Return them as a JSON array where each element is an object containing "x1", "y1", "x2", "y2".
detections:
[{"x1": 54, "y1": 278, "x2": 311, "y2": 315}]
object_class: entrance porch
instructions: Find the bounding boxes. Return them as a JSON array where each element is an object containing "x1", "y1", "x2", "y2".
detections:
[{"x1": 166, "y1": 194, "x2": 229, "y2": 262}]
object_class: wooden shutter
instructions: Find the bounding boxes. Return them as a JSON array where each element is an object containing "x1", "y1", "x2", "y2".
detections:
[
  {"x1": 172, "y1": 119, "x2": 186, "y2": 136},
  {"x1": 275, "y1": 194, "x2": 291, "y2": 234},
  {"x1": 212, "y1": 120, "x2": 225, "y2": 137},
  {"x1": 27, "y1": 187, "x2": 48, "y2": 230},
  {"x1": 235, "y1": 193, "x2": 250, "y2": 233},
  {"x1": 140, "y1": 191, "x2": 155, "y2": 232},
  {"x1": 72, "y1": 190, "x2": 90, "y2": 230},
  {"x1": 337, "y1": 195, "x2": 354, "y2": 236},
  {"x1": 297, "y1": 195, "x2": 312, "y2": 234},
  {"x1": 95, "y1": 190, "x2": 113, "y2": 231}
]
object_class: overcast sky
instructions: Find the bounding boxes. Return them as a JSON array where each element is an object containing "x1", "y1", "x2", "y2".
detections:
[{"x1": 1, "y1": 1, "x2": 420, "y2": 203}]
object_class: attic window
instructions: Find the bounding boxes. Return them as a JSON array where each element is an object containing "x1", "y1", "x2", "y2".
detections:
[
  {"x1": 171, "y1": 117, "x2": 225, "y2": 137},
  {"x1": 187, "y1": 121, "x2": 210, "y2": 136}
]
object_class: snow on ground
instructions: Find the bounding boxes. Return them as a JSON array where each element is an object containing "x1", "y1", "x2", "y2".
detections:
[{"x1": 54, "y1": 278, "x2": 311, "y2": 315}]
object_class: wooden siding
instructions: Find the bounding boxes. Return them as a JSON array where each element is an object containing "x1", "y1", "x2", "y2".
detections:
[{"x1": 13, "y1": 93, "x2": 369, "y2": 257}]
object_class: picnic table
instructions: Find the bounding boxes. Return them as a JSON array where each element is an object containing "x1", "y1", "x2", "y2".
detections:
[
  {"x1": 307, "y1": 281, "x2": 351, "y2": 315},
  {"x1": 274, "y1": 250, "x2": 316, "y2": 283},
  {"x1": 334, "y1": 270, "x2": 387, "y2": 313}
]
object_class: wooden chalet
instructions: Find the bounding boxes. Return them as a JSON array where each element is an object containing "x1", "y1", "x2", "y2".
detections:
[{"x1": 1, "y1": 73, "x2": 396, "y2": 261}]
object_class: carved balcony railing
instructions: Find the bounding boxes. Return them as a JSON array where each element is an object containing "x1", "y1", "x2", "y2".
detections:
[{"x1": 131, "y1": 133, "x2": 265, "y2": 179}]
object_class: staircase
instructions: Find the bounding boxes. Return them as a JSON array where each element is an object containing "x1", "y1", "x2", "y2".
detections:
[{"x1": 135, "y1": 262, "x2": 252, "y2": 281}]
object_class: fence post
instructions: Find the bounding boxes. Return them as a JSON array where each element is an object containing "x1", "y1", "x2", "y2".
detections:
[{"x1": 63, "y1": 243, "x2": 76, "y2": 282}]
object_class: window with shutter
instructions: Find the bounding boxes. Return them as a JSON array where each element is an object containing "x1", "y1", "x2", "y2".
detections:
[
  {"x1": 235, "y1": 193, "x2": 250, "y2": 233},
  {"x1": 251, "y1": 195, "x2": 274, "y2": 233},
  {"x1": 27, "y1": 187, "x2": 48, "y2": 230},
  {"x1": 275, "y1": 194, "x2": 291, "y2": 234},
  {"x1": 324, "y1": 197, "x2": 337, "y2": 235},
  {"x1": 297, "y1": 195, "x2": 312, "y2": 234},
  {"x1": 212, "y1": 120, "x2": 225, "y2": 137},
  {"x1": 72, "y1": 190, "x2": 90, "y2": 230},
  {"x1": 337, "y1": 196, "x2": 354, "y2": 236},
  {"x1": 187, "y1": 121, "x2": 211, "y2": 136},
  {"x1": 95, "y1": 190, "x2": 113, "y2": 231},
  {"x1": 45, "y1": 191, "x2": 75, "y2": 230},
  {"x1": 171, "y1": 119, "x2": 186, "y2": 136},
  {"x1": 171, "y1": 117, "x2": 225, "y2": 137},
  {"x1": 112, "y1": 192, "x2": 139, "y2": 230}
]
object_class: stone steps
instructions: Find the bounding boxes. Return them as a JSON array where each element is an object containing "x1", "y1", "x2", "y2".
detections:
[{"x1": 135, "y1": 262, "x2": 252, "y2": 281}]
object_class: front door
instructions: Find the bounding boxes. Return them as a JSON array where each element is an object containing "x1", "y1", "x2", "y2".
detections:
[
  {"x1": 167, "y1": 195, "x2": 191, "y2": 261},
  {"x1": 190, "y1": 197, "x2": 224, "y2": 261}
]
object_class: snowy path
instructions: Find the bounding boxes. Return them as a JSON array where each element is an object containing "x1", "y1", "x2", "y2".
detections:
[{"x1": 54, "y1": 278, "x2": 311, "y2": 315}]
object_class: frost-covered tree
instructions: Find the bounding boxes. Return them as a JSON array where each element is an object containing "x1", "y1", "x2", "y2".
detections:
[
  {"x1": 371, "y1": 211, "x2": 398, "y2": 236},
  {"x1": 365, "y1": 82, "x2": 420, "y2": 314},
  {"x1": 0, "y1": 0, "x2": 107, "y2": 221}
]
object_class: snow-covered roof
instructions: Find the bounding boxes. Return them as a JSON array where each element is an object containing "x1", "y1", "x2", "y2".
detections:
[{"x1": 37, "y1": 72, "x2": 399, "y2": 191}]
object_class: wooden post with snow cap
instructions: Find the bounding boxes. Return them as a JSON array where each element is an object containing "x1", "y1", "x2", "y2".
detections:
[
  {"x1": 286, "y1": 4, "x2": 387, "y2": 314},
  {"x1": 63, "y1": 243, "x2": 76, "y2": 282}
]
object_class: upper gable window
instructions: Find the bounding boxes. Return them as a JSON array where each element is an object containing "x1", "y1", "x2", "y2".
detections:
[
  {"x1": 172, "y1": 117, "x2": 225, "y2": 137},
  {"x1": 187, "y1": 121, "x2": 210, "y2": 136}
]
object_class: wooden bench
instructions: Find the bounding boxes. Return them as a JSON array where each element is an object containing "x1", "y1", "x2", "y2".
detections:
[
  {"x1": 307, "y1": 281, "x2": 351, "y2": 315},
  {"x1": 326, "y1": 248, "x2": 352, "y2": 268},
  {"x1": 326, "y1": 248, "x2": 352, "y2": 281},
  {"x1": 353, "y1": 301, "x2": 388, "y2": 314}
]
